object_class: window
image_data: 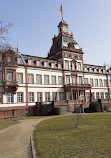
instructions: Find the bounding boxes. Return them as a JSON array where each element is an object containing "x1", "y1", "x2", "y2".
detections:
[
  {"x1": 7, "y1": 72, "x2": 13, "y2": 82},
  {"x1": 96, "y1": 92, "x2": 99, "y2": 99},
  {"x1": 85, "y1": 78, "x2": 88, "y2": 84},
  {"x1": 104, "y1": 80, "x2": 107, "y2": 87},
  {"x1": 109, "y1": 80, "x2": 111, "y2": 87},
  {"x1": 51, "y1": 63, "x2": 55, "y2": 68},
  {"x1": 59, "y1": 92, "x2": 64, "y2": 101},
  {"x1": 72, "y1": 77, "x2": 76, "y2": 85},
  {"x1": 91, "y1": 92, "x2": 95, "y2": 99},
  {"x1": 58, "y1": 64, "x2": 61, "y2": 69},
  {"x1": 0, "y1": 72, "x2": 3, "y2": 82},
  {"x1": 37, "y1": 74, "x2": 42, "y2": 84},
  {"x1": 80, "y1": 91, "x2": 84, "y2": 100},
  {"x1": 78, "y1": 63, "x2": 82, "y2": 71},
  {"x1": 8, "y1": 56, "x2": 12, "y2": 63},
  {"x1": 86, "y1": 92, "x2": 90, "y2": 101},
  {"x1": 95, "y1": 79, "x2": 98, "y2": 86},
  {"x1": 79, "y1": 77, "x2": 83, "y2": 85},
  {"x1": 65, "y1": 61, "x2": 69, "y2": 70},
  {"x1": 66, "y1": 77, "x2": 70, "y2": 85},
  {"x1": 44, "y1": 75, "x2": 49, "y2": 84},
  {"x1": 8, "y1": 93, "x2": 13, "y2": 103},
  {"x1": 17, "y1": 58, "x2": 21, "y2": 64},
  {"x1": 36, "y1": 60, "x2": 40, "y2": 66},
  {"x1": 65, "y1": 53, "x2": 68, "y2": 57},
  {"x1": 44, "y1": 62, "x2": 48, "y2": 67},
  {"x1": 72, "y1": 63, "x2": 75, "y2": 71},
  {"x1": 28, "y1": 74, "x2": 34, "y2": 84},
  {"x1": 58, "y1": 76, "x2": 63, "y2": 85},
  {"x1": 66, "y1": 92, "x2": 71, "y2": 100},
  {"x1": 37, "y1": 92, "x2": 42, "y2": 102},
  {"x1": 99, "y1": 79, "x2": 103, "y2": 87},
  {"x1": 18, "y1": 93, "x2": 23, "y2": 103},
  {"x1": 0, "y1": 93, "x2": 2, "y2": 103},
  {"x1": 45, "y1": 92, "x2": 50, "y2": 102},
  {"x1": 28, "y1": 60, "x2": 32, "y2": 65},
  {"x1": 17, "y1": 73, "x2": 23, "y2": 83},
  {"x1": 90, "y1": 79, "x2": 94, "y2": 86},
  {"x1": 28, "y1": 93, "x2": 34, "y2": 102},
  {"x1": 52, "y1": 92, "x2": 57, "y2": 101},
  {"x1": 101, "y1": 92, "x2": 104, "y2": 99},
  {"x1": 105, "y1": 92, "x2": 108, "y2": 99},
  {"x1": 51, "y1": 76, "x2": 56, "y2": 84}
]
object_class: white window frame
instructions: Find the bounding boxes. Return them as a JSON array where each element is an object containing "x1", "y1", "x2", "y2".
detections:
[
  {"x1": 45, "y1": 92, "x2": 50, "y2": 102},
  {"x1": 7, "y1": 72, "x2": 13, "y2": 82},
  {"x1": 18, "y1": 93, "x2": 23, "y2": 103},
  {"x1": 37, "y1": 74, "x2": 42, "y2": 84},
  {"x1": 8, "y1": 93, "x2": 13, "y2": 103},
  {"x1": 28, "y1": 74, "x2": 34, "y2": 84},
  {"x1": 59, "y1": 92, "x2": 64, "y2": 101},
  {"x1": 51, "y1": 76, "x2": 56, "y2": 85},
  {"x1": 58, "y1": 76, "x2": 63, "y2": 85},
  {"x1": 44, "y1": 75, "x2": 49, "y2": 84},
  {"x1": 17, "y1": 73, "x2": 23, "y2": 83},
  {"x1": 38, "y1": 92, "x2": 42, "y2": 102},
  {"x1": 28, "y1": 93, "x2": 34, "y2": 102}
]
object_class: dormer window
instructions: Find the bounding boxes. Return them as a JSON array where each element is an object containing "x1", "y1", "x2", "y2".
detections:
[
  {"x1": 65, "y1": 53, "x2": 68, "y2": 57},
  {"x1": 17, "y1": 58, "x2": 21, "y2": 64},
  {"x1": 44, "y1": 61, "x2": 48, "y2": 67},
  {"x1": 58, "y1": 63, "x2": 61, "y2": 69},
  {"x1": 28, "y1": 60, "x2": 32, "y2": 65},
  {"x1": 8, "y1": 56, "x2": 12, "y2": 63},
  {"x1": 36, "y1": 60, "x2": 40, "y2": 66},
  {"x1": 51, "y1": 63, "x2": 55, "y2": 68}
]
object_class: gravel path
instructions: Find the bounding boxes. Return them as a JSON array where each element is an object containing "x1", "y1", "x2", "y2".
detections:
[{"x1": 0, "y1": 117, "x2": 50, "y2": 158}]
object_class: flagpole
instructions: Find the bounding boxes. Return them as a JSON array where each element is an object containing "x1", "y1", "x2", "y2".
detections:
[
  {"x1": 60, "y1": 3, "x2": 63, "y2": 21},
  {"x1": 61, "y1": 1, "x2": 63, "y2": 21}
]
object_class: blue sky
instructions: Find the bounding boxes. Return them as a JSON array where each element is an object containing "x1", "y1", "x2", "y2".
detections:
[{"x1": 1, "y1": 0, "x2": 111, "y2": 66}]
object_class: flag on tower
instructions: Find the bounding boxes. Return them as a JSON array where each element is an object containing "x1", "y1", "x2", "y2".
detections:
[{"x1": 60, "y1": 4, "x2": 63, "y2": 18}]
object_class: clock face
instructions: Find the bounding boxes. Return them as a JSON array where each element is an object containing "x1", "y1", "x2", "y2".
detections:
[
  {"x1": 63, "y1": 26, "x2": 68, "y2": 32},
  {"x1": 74, "y1": 43, "x2": 80, "y2": 49}
]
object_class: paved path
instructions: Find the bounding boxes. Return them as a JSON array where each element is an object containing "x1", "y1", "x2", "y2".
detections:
[
  {"x1": 0, "y1": 117, "x2": 52, "y2": 158},
  {"x1": 0, "y1": 114, "x2": 73, "y2": 158}
]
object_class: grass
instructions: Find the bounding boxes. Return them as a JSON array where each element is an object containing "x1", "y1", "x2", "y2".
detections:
[
  {"x1": 34, "y1": 113, "x2": 111, "y2": 158},
  {"x1": 0, "y1": 120, "x2": 18, "y2": 130}
]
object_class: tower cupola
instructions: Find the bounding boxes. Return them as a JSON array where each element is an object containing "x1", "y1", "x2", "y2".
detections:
[{"x1": 58, "y1": 20, "x2": 68, "y2": 34}]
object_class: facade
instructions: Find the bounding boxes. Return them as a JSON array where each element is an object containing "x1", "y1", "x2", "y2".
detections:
[{"x1": 0, "y1": 20, "x2": 111, "y2": 111}]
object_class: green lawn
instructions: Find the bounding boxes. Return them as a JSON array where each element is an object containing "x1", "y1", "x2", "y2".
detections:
[
  {"x1": 34, "y1": 113, "x2": 111, "y2": 158},
  {"x1": 0, "y1": 120, "x2": 18, "y2": 130}
]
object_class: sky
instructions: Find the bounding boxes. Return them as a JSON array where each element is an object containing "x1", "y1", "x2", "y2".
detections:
[{"x1": 1, "y1": 0, "x2": 111, "y2": 66}]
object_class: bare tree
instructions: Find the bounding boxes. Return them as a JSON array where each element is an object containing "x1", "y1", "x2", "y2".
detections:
[{"x1": 0, "y1": 21, "x2": 13, "y2": 41}]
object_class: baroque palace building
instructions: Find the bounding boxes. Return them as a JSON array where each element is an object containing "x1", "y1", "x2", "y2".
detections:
[{"x1": 0, "y1": 20, "x2": 111, "y2": 111}]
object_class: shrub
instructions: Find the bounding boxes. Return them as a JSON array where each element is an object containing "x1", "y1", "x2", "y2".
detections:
[
  {"x1": 84, "y1": 107, "x2": 91, "y2": 113},
  {"x1": 51, "y1": 107, "x2": 60, "y2": 115},
  {"x1": 89, "y1": 102, "x2": 101, "y2": 112}
]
